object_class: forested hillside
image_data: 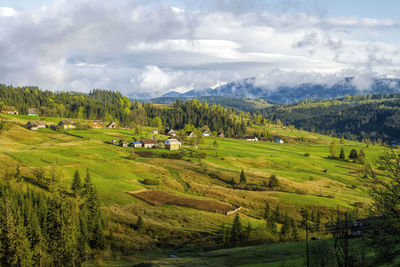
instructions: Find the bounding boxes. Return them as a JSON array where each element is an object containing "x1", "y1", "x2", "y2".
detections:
[
  {"x1": 0, "y1": 85, "x2": 248, "y2": 137},
  {"x1": 260, "y1": 94, "x2": 400, "y2": 143}
]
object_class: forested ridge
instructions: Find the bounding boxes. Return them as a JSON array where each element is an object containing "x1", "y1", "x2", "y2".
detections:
[
  {"x1": 260, "y1": 95, "x2": 400, "y2": 143},
  {"x1": 0, "y1": 84, "x2": 248, "y2": 137}
]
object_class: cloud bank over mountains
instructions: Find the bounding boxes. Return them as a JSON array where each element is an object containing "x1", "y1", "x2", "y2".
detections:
[{"x1": 0, "y1": 0, "x2": 400, "y2": 97}]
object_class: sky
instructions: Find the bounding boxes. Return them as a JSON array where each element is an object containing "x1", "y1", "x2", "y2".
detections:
[{"x1": 0, "y1": 0, "x2": 399, "y2": 98}]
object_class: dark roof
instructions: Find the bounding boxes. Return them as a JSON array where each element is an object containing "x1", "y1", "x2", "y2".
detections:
[
  {"x1": 141, "y1": 139, "x2": 157, "y2": 144},
  {"x1": 244, "y1": 136, "x2": 256, "y2": 139}
]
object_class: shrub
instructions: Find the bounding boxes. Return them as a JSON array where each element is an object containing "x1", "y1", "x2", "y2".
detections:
[
  {"x1": 304, "y1": 152, "x2": 310, "y2": 157},
  {"x1": 127, "y1": 151, "x2": 138, "y2": 160},
  {"x1": 143, "y1": 178, "x2": 160, "y2": 185},
  {"x1": 268, "y1": 174, "x2": 280, "y2": 189}
]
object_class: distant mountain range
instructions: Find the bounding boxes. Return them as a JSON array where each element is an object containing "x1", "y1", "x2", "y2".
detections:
[{"x1": 160, "y1": 77, "x2": 400, "y2": 104}]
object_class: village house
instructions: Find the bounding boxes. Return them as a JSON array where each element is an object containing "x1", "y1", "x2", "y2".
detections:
[
  {"x1": 89, "y1": 120, "x2": 103, "y2": 128},
  {"x1": 275, "y1": 138, "x2": 284, "y2": 144},
  {"x1": 151, "y1": 130, "x2": 159, "y2": 135},
  {"x1": 107, "y1": 121, "x2": 117, "y2": 128},
  {"x1": 130, "y1": 141, "x2": 142, "y2": 148},
  {"x1": 217, "y1": 132, "x2": 224, "y2": 138},
  {"x1": 202, "y1": 130, "x2": 211, "y2": 137},
  {"x1": 141, "y1": 139, "x2": 157, "y2": 148},
  {"x1": 165, "y1": 138, "x2": 181, "y2": 150},
  {"x1": 26, "y1": 121, "x2": 47, "y2": 130},
  {"x1": 186, "y1": 131, "x2": 196, "y2": 138},
  {"x1": 58, "y1": 120, "x2": 76, "y2": 129},
  {"x1": 260, "y1": 137, "x2": 269, "y2": 142},
  {"x1": 119, "y1": 139, "x2": 128, "y2": 147},
  {"x1": 165, "y1": 128, "x2": 176, "y2": 136},
  {"x1": 27, "y1": 108, "x2": 39, "y2": 116},
  {"x1": 244, "y1": 136, "x2": 258, "y2": 141},
  {"x1": 0, "y1": 106, "x2": 18, "y2": 115}
]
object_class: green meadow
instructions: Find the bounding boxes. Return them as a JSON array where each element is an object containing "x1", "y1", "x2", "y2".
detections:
[{"x1": 0, "y1": 114, "x2": 385, "y2": 264}]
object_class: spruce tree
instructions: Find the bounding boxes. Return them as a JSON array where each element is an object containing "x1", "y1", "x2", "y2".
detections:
[
  {"x1": 279, "y1": 212, "x2": 291, "y2": 241},
  {"x1": 239, "y1": 170, "x2": 247, "y2": 185},
  {"x1": 230, "y1": 214, "x2": 243, "y2": 245},
  {"x1": 349, "y1": 149, "x2": 358, "y2": 162},
  {"x1": 264, "y1": 202, "x2": 277, "y2": 233},
  {"x1": 71, "y1": 170, "x2": 82, "y2": 196},
  {"x1": 339, "y1": 148, "x2": 346, "y2": 160}
]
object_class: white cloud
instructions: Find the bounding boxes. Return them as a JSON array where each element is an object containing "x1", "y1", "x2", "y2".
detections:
[
  {"x1": 0, "y1": 7, "x2": 17, "y2": 17},
  {"x1": 0, "y1": 0, "x2": 399, "y2": 97}
]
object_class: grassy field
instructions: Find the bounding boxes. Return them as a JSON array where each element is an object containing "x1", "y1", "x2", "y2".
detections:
[{"x1": 0, "y1": 113, "x2": 385, "y2": 264}]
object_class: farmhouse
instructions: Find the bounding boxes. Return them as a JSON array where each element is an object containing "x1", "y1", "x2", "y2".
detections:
[
  {"x1": 165, "y1": 128, "x2": 176, "y2": 136},
  {"x1": 275, "y1": 138, "x2": 284, "y2": 144},
  {"x1": 89, "y1": 120, "x2": 103, "y2": 128},
  {"x1": 119, "y1": 140, "x2": 128, "y2": 147},
  {"x1": 186, "y1": 131, "x2": 196, "y2": 138},
  {"x1": 130, "y1": 141, "x2": 142, "y2": 148},
  {"x1": 107, "y1": 121, "x2": 117, "y2": 128},
  {"x1": 202, "y1": 130, "x2": 211, "y2": 137},
  {"x1": 217, "y1": 132, "x2": 224, "y2": 138},
  {"x1": 27, "y1": 108, "x2": 39, "y2": 116},
  {"x1": 26, "y1": 121, "x2": 47, "y2": 130},
  {"x1": 58, "y1": 120, "x2": 76, "y2": 129},
  {"x1": 141, "y1": 139, "x2": 157, "y2": 148},
  {"x1": 244, "y1": 136, "x2": 258, "y2": 141},
  {"x1": 165, "y1": 138, "x2": 181, "y2": 150},
  {"x1": 0, "y1": 106, "x2": 18, "y2": 115}
]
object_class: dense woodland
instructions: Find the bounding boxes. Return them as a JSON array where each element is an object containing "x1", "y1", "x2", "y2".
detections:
[
  {"x1": 260, "y1": 95, "x2": 400, "y2": 143},
  {"x1": 0, "y1": 169, "x2": 105, "y2": 266}
]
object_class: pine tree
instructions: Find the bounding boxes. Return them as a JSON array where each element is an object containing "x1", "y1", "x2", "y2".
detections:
[
  {"x1": 239, "y1": 170, "x2": 247, "y2": 185},
  {"x1": 230, "y1": 214, "x2": 243, "y2": 245},
  {"x1": 279, "y1": 212, "x2": 291, "y2": 241},
  {"x1": 339, "y1": 148, "x2": 346, "y2": 160},
  {"x1": 15, "y1": 165, "x2": 21, "y2": 182},
  {"x1": 93, "y1": 215, "x2": 106, "y2": 250},
  {"x1": 349, "y1": 149, "x2": 358, "y2": 162},
  {"x1": 264, "y1": 202, "x2": 277, "y2": 233},
  {"x1": 71, "y1": 170, "x2": 82, "y2": 196}
]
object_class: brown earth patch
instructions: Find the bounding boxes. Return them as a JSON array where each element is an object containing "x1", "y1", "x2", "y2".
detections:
[{"x1": 128, "y1": 190, "x2": 237, "y2": 214}]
